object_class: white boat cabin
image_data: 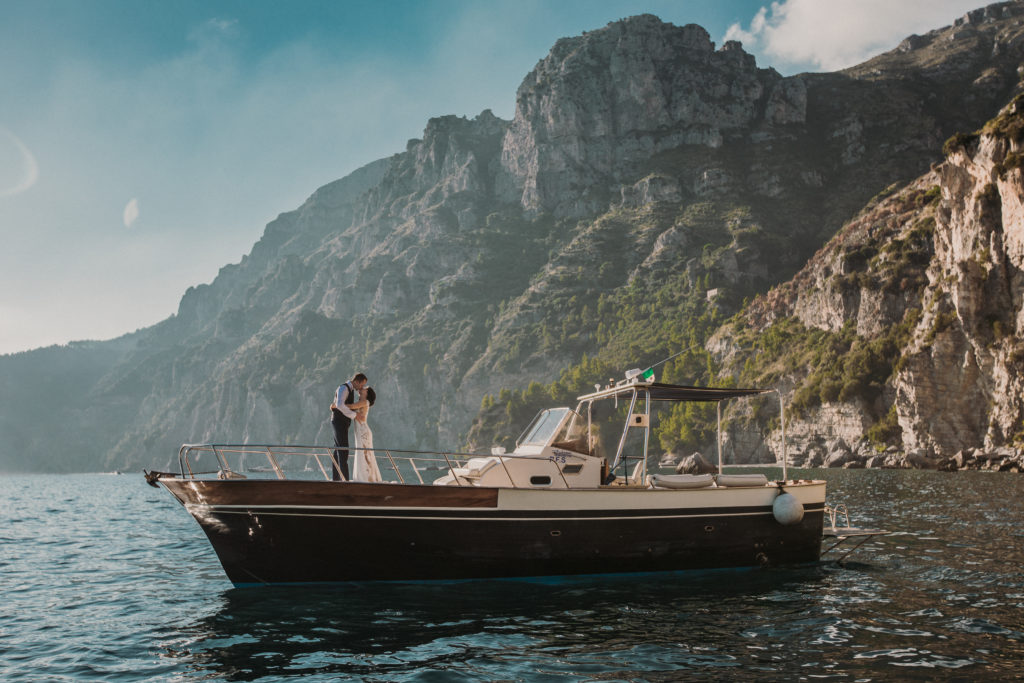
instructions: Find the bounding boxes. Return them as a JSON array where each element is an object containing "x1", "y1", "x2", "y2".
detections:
[
  {"x1": 433, "y1": 375, "x2": 782, "y2": 490},
  {"x1": 433, "y1": 406, "x2": 604, "y2": 488}
]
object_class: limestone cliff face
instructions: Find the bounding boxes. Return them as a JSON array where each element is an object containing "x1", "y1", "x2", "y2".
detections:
[
  {"x1": 896, "y1": 117, "x2": 1024, "y2": 455},
  {"x1": 5, "y1": 6, "x2": 1024, "y2": 472},
  {"x1": 716, "y1": 93, "x2": 1024, "y2": 465},
  {"x1": 497, "y1": 16, "x2": 801, "y2": 216}
]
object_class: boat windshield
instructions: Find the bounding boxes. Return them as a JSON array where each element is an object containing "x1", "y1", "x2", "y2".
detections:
[{"x1": 519, "y1": 408, "x2": 571, "y2": 446}]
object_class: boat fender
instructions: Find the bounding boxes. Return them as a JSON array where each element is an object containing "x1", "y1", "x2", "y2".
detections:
[{"x1": 772, "y1": 491, "x2": 804, "y2": 525}]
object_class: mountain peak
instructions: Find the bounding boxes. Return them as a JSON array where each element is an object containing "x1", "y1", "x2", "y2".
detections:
[
  {"x1": 547, "y1": 15, "x2": 721, "y2": 67},
  {"x1": 498, "y1": 15, "x2": 771, "y2": 215},
  {"x1": 599, "y1": 14, "x2": 714, "y2": 50}
]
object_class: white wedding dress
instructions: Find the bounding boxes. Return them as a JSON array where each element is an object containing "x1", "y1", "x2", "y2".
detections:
[{"x1": 351, "y1": 393, "x2": 382, "y2": 482}]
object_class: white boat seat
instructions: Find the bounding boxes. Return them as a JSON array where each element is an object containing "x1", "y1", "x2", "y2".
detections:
[
  {"x1": 715, "y1": 473, "x2": 769, "y2": 487},
  {"x1": 463, "y1": 457, "x2": 499, "y2": 478},
  {"x1": 649, "y1": 473, "x2": 715, "y2": 489},
  {"x1": 432, "y1": 457, "x2": 500, "y2": 486}
]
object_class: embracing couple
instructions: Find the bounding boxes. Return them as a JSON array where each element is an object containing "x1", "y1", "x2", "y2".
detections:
[{"x1": 329, "y1": 372, "x2": 381, "y2": 482}]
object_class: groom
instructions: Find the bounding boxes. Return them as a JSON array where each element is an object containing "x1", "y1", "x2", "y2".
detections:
[{"x1": 329, "y1": 372, "x2": 368, "y2": 481}]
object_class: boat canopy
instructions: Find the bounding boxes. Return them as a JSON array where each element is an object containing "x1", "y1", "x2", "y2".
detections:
[
  {"x1": 571, "y1": 379, "x2": 783, "y2": 484},
  {"x1": 576, "y1": 381, "x2": 769, "y2": 403}
]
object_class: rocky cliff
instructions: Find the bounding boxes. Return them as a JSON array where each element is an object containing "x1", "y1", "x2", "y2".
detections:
[
  {"x1": 709, "y1": 91, "x2": 1024, "y2": 471},
  {"x1": 496, "y1": 17, "x2": 802, "y2": 217},
  {"x1": 4, "y1": 4, "x2": 1024, "y2": 472}
]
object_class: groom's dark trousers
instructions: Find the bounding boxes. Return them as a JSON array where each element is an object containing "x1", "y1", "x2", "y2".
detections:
[{"x1": 331, "y1": 408, "x2": 351, "y2": 481}]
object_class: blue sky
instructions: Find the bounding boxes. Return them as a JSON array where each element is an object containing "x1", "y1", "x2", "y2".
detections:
[{"x1": 0, "y1": 0, "x2": 982, "y2": 354}]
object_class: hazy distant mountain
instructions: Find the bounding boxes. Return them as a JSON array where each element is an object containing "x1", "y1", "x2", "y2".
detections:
[{"x1": 3, "y1": 2, "x2": 1024, "y2": 472}]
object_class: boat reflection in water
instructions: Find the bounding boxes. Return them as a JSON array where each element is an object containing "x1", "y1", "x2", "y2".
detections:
[
  {"x1": 176, "y1": 566, "x2": 832, "y2": 679},
  {"x1": 148, "y1": 374, "x2": 869, "y2": 586}
]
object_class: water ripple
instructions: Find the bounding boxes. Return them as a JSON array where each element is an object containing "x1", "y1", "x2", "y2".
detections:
[{"x1": 2, "y1": 470, "x2": 1024, "y2": 680}]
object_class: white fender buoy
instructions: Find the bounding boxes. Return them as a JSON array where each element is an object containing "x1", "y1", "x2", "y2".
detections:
[{"x1": 773, "y1": 492, "x2": 804, "y2": 525}]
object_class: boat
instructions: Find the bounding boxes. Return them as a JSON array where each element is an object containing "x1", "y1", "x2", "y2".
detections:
[{"x1": 147, "y1": 372, "x2": 880, "y2": 586}]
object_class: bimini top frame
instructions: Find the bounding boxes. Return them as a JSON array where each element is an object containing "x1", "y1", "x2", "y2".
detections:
[
  {"x1": 573, "y1": 381, "x2": 786, "y2": 483},
  {"x1": 577, "y1": 382, "x2": 768, "y2": 404}
]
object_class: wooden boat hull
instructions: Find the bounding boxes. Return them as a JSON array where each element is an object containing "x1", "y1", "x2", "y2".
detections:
[{"x1": 160, "y1": 479, "x2": 826, "y2": 585}]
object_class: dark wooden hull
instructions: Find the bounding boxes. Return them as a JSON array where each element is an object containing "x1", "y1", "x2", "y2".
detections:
[{"x1": 161, "y1": 479, "x2": 825, "y2": 585}]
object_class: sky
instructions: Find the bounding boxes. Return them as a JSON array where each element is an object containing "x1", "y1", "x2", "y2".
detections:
[{"x1": 0, "y1": 0, "x2": 984, "y2": 355}]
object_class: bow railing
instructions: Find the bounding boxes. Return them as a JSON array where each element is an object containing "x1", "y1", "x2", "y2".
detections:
[{"x1": 174, "y1": 443, "x2": 582, "y2": 489}]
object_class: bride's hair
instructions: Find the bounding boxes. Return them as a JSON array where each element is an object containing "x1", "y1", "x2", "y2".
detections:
[{"x1": 365, "y1": 387, "x2": 376, "y2": 406}]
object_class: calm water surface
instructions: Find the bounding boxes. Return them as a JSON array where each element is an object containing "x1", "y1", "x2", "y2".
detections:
[{"x1": 1, "y1": 469, "x2": 1023, "y2": 681}]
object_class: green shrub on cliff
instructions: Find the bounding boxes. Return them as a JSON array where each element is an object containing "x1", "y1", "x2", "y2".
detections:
[
  {"x1": 943, "y1": 131, "x2": 979, "y2": 157},
  {"x1": 982, "y1": 92, "x2": 1024, "y2": 142}
]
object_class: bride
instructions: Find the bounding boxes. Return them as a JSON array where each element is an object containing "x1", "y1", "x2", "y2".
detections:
[{"x1": 349, "y1": 386, "x2": 382, "y2": 482}]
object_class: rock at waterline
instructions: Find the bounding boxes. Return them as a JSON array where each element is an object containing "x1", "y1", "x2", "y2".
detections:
[{"x1": 676, "y1": 451, "x2": 716, "y2": 474}]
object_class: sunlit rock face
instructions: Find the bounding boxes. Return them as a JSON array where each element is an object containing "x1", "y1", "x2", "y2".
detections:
[
  {"x1": 496, "y1": 17, "x2": 801, "y2": 217},
  {"x1": 894, "y1": 122, "x2": 1024, "y2": 456},
  {"x1": 716, "y1": 93, "x2": 1024, "y2": 464}
]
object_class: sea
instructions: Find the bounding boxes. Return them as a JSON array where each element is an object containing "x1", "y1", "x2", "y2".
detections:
[{"x1": 1, "y1": 468, "x2": 1022, "y2": 682}]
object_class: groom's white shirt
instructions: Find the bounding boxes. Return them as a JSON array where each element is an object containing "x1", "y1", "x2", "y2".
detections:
[{"x1": 335, "y1": 382, "x2": 358, "y2": 419}]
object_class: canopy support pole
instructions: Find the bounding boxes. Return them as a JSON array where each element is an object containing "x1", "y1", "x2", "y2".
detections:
[
  {"x1": 641, "y1": 389, "x2": 651, "y2": 483},
  {"x1": 586, "y1": 402, "x2": 592, "y2": 455},
  {"x1": 611, "y1": 389, "x2": 638, "y2": 474},
  {"x1": 779, "y1": 390, "x2": 788, "y2": 482},
  {"x1": 716, "y1": 401, "x2": 723, "y2": 476}
]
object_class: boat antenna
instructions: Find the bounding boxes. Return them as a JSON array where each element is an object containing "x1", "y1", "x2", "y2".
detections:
[{"x1": 642, "y1": 345, "x2": 700, "y2": 376}]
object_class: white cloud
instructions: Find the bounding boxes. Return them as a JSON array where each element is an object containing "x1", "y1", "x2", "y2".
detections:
[
  {"x1": 0, "y1": 126, "x2": 39, "y2": 197},
  {"x1": 187, "y1": 17, "x2": 240, "y2": 47},
  {"x1": 725, "y1": 0, "x2": 984, "y2": 73},
  {"x1": 123, "y1": 198, "x2": 139, "y2": 228}
]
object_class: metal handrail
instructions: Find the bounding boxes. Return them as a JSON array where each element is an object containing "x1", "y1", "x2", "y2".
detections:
[
  {"x1": 826, "y1": 503, "x2": 851, "y2": 530},
  {"x1": 312, "y1": 450, "x2": 330, "y2": 480},
  {"x1": 264, "y1": 446, "x2": 285, "y2": 480},
  {"x1": 383, "y1": 449, "x2": 403, "y2": 483},
  {"x1": 176, "y1": 443, "x2": 590, "y2": 489}
]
